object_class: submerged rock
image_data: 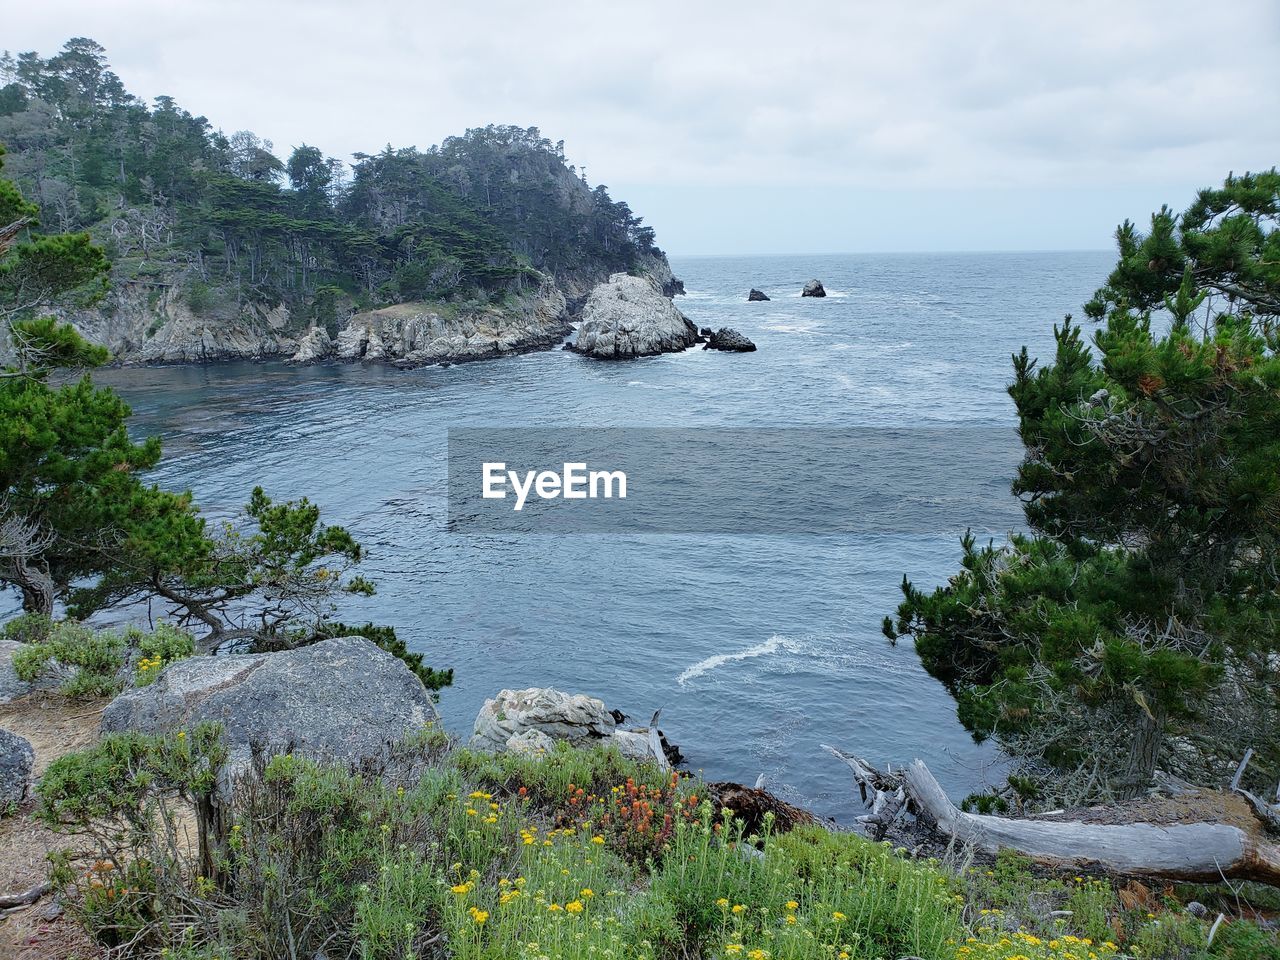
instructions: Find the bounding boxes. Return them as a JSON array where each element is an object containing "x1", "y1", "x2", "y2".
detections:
[
  {"x1": 706, "y1": 328, "x2": 757, "y2": 352},
  {"x1": 101, "y1": 636, "x2": 439, "y2": 793},
  {"x1": 570, "y1": 273, "x2": 699, "y2": 360},
  {"x1": 802, "y1": 279, "x2": 826, "y2": 298},
  {"x1": 747, "y1": 289, "x2": 770, "y2": 302},
  {"x1": 470, "y1": 687, "x2": 674, "y2": 764},
  {"x1": 0, "y1": 728, "x2": 34, "y2": 809}
]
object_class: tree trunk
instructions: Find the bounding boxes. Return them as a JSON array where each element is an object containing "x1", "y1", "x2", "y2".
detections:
[
  {"x1": 1122, "y1": 707, "x2": 1165, "y2": 797},
  {"x1": 828, "y1": 747, "x2": 1280, "y2": 886}
]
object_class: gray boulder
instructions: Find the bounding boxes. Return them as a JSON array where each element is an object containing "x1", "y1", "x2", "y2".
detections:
[
  {"x1": 706, "y1": 328, "x2": 757, "y2": 352},
  {"x1": 802, "y1": 279, "x2": 827, "y2": 298},
  {"x1": 0, "y1": 728, "x2": 34, "y2": 810},
  {"x1": 570, "y1": 273, "x2": 698, "y2": 359},
  {"x1": 747, "y1": 288, "x2": 770, "y2": 302},
  {"x1": 0, "y1": 639, "x2": 30, "y2": 704},
  {"x1": 470, "y1": 687, "x2": 670, "y2": 764},
  {"x1": 101, "y1": 636, "x2": 439, "y2": 791}
]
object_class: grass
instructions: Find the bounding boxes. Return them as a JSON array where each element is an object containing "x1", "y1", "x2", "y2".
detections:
[{"x1": 28, "y1": 737, "x2": 1279, "y2": 960}]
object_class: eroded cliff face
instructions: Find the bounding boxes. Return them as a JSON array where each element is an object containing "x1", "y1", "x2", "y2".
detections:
[
  {"x1": 61, "y1": 281, "x2": 300, "y2": 363},
  {"x1": 43, "y1": 254, "x2": 677, "y2": 367}
]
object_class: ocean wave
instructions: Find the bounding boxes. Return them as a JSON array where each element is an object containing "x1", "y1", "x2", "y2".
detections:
[
  {"x1": 678, "y1": 635, "x2": 793, "y2": 684},
  {"x1": 677, "y1": 633, "x2": 909, "y2": 686}
]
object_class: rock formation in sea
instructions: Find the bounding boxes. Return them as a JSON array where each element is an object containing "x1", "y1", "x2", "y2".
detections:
[
  {"x1": 569, "y1": 273, "x2": 699, "y2": 359},
  {"x1": 748, "y1": 288, "x2": 770, "y2": 301},
  {"x1": 705, "y1": 327, "x2": 757, "y2": 352},
  {"x1": 802, "y1": 279, "x2": 827, "y2": 298}
]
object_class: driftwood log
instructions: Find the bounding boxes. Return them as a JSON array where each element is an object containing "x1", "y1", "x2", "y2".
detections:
[{"x1": 825, "y1": 746, "x2": 1280, "y2": 886}]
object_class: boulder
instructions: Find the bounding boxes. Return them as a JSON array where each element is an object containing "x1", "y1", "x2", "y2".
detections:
[
  {"x1": 802, "y1": 279, "x2": 827, "y2": 298},
  {"x1": 101, "y1": 637, "x2": 439, "y2": 792},
  {"x1": 747, "y1": 289, "x2": 770, "y2": 302},
  {"x1": 570, "y1": 273, "x2": 699, "y2": 359},
  {"x1": 289, "y1": 326, "x2": 333, "y2": 363},
  {"x1": 470, "y1": 687, "x2": 671, "y2": 764},
  {"x1": 706, "y1": 328, "x2": 757, "y2": 352},
  {"x1": 0, "y1": 728, "x2": 34, "y2": 810},
  {"x1": 0, "y1": 639, "x2": 30, "y2": 704}
]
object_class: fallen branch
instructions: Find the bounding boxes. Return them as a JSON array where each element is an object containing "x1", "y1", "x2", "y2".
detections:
[
  {"x1": 0, "y1": 881, "x2": 51, "y2": 909},
  {"x1": 829, "y1": 750, "x2": 1280, "y2": 886}
]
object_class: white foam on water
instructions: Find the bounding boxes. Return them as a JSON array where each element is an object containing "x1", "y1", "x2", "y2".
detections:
[
  {"x1": 677, "y1": 633, "x2": 911, "y2": 686},
  {"x1": 678, "y1": 635, "x2": 791, "y2": 685}
]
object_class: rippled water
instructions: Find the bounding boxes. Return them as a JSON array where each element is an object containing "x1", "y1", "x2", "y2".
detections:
[{"x1": 39, "y1": 251, "x2": 1112, "y2": 820}]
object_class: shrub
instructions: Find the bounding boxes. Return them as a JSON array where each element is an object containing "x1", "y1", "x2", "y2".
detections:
[
  {"x1": 9, "y1": 619, "x2": 195, "y2": 696},
  {"x1": 13, "y1": 620, "x2": 128, "y2": 697}
]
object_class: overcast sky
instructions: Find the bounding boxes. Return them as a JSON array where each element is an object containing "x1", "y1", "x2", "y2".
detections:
[{"x1": 9, "y1": 0, "x2": 1280, "y2": 254}]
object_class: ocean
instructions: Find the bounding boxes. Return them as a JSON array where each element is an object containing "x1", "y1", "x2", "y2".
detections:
[{"x1": 41, "y1": 250, "x2": 1114, "y2": 820}]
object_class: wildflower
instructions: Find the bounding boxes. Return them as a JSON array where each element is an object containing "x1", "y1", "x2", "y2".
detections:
[
  {"x1": 785, "y1": 900, "x2": 798, "y2": 911},
  {"x1": 724, "y1": 947, "x2": 744, "y2": 956},
  {"x1": 580, "y1": 888, "x2": 594, "y2": 898},
  {"x1": 466, "y1": 808, "x2": 478, "y2": 816},
  {"x1": 717, "y1": 898, "x2": 730, "y2": 909},
  {"x1": 566, "y1": 900, "x2": 585, "y2": 913},
  {"x1": 450, "y1": 882, "x2": 472, "y2": 895},
  {"x1": 468, "y1": 906, "x2": 489, "y2": 925},
  {"x1": 548, "y1": 903, "x2": 564, "y2": 912},
  {"x1": 785, "y1": 915, "x2": 797, "y2": 924},
  {"x1": 831, "y1": 911, "x2": 847, "y2": 922},
  {"x1": 591, "y1": 835, "x2": 606, "y2": 845},
  {"x1": 732, "y1": 904, "x2": 746, "y2": 914}
]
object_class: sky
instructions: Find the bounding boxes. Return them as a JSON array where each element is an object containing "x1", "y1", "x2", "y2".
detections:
[{"x1": 7, "y1": 0, "x2": 1280, "y2": 254}]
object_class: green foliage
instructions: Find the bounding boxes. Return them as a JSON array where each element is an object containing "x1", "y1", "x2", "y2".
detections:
[
  {"x1": 0, "y1": 43, "x2": 669, "y2": 325},
  {"x1": 13, "y1": 619, "x2": 126, "y2": 696},
  {"x1": 9, "y1": 618, "x2": 195, "y2": 696},
  {"x1": 887, "y1": 170, "x2": 1280, "y2": 800},
  {"x1": 133, "y1": 621, "x2": 196, "y2": 686},
  {"x1": 37, "y1": 733, "x2": 1279, "y2": 960}
]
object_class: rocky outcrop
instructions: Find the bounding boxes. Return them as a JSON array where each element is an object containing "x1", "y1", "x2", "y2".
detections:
[
  {"x1": 290, "y1": 326, "x2": 334, "y2": 363},
  {"x1": 470, "y1": 687, "x2": 672, "y2": 764},
  {"x1": 748, "y1": 289, "x2": 770, "y2": 302},
  {"x1": 0, "y1": 728, "x2": 34, "y2": 809},
  {"x1": 706, "y1": 328, "x2": 757, "y2": 352},
  {"x1": 802, "y1": 279, "x2": 827, "y2": 298},
  {"x1": 101, "y1": 636, "x2": 439, "y2": 792},
  {"x1": 331, "y1": 282, "x2": 570, "y2": 367},
  {"x1": 62, "y1": 281, "x2": 300, "y2": 363},
  {"x1": 570, "y1": 273, "x2": 699, "y2": 360}
]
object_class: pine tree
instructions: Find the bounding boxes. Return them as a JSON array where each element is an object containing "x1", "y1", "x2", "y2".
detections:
[{"x1": 886, "y1": 170, "x2": 1280, "y2": 801}]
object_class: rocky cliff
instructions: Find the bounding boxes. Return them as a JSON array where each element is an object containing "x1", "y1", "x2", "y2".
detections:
[{"x1": 312, "y1": 280, "x2": 571, "y2": 366}]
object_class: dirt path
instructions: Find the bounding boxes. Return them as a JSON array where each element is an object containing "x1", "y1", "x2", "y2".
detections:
[{"x1": 0, "y1": 694, "x2": 107, "y2": 960}]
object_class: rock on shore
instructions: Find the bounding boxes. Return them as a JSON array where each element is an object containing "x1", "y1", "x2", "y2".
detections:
[
  {"x1": 101, "y1": 636, "x2": 439, "y2": 793},
  {"x1": 802, "y1": 279, "x2": 827, "y2": 298},
  {"x1": 470, "y1": 687, "x2": 672, "y2": 764},
  {"x1": 0, "y1": 728, "x2": 34, "y2": 808},
  {"x1": 569, "y1": 273, "x2": 698, "y2": 359}
]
